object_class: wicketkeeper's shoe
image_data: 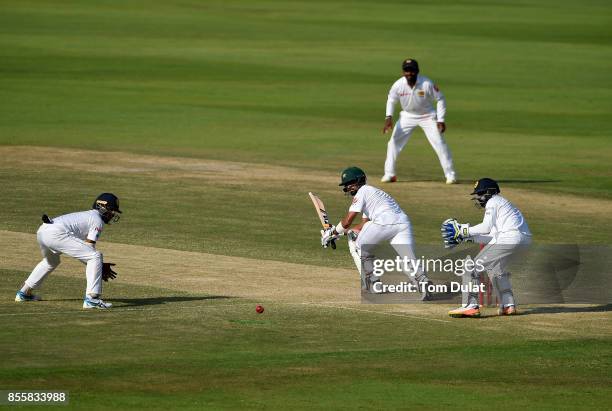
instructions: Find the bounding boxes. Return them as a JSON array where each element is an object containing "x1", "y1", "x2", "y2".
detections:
[
  {"x1": 15, "y1": 291, "x2": 41, "y2": 302},
  {"x1": 83, "y1": 297, "x2": 112, "y2": 310},
  {"x1": 448, "y1": 305, "x2": 480, "y2": 318},
  {"x1": 381, "y1": 175, "x2": 397, "y2": 183},
  {"x1": 498, "y1": 305, "x2": 517, "y2": 316}
]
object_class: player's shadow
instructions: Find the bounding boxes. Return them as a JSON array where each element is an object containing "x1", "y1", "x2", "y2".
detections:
[
  {"x1": 476, "y1": 304, "x2": 611, "y2": 318},
  {"x1": 522, "y1": 304, "x2": 611, "y2": 314},
  {"x1": 113, "y1": 295, "x2": 231, "y2": 307},
  {"x1": 392, "y1": 178, "x2": 561, "y2": 185},
  {"x1": 497, "y1": 179, "x2": 561, "y2": 184}
]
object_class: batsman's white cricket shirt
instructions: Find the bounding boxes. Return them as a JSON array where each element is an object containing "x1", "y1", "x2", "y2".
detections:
[
  {"x1": 52, "y1": 210, "x2": 105, "y2": 242},
  {"x1": 469, "y1": 195, "x2": 531, "y2": 241},
  {"x1": 385, "y1": 75, "x2": 446, "y2": 122},
  {"x1": 349, "y1": 185, "x2": 410, "y2": 225}
]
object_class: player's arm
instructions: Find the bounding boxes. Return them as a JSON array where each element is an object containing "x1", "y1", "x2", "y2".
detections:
[
  {"x1": 468, "y1": 208, "x2": 495, "y2": 236},
  {"x1": 86, "y1": 219, "x2": 103, "y2": 247},
  {"x1": 431, "y1": 82, "x2": 447, "y2": 133},
  {"x1": 320, "y1": 211, "x2": 359, "y2": 248},
  {"x1": 383, "y1": 84, "x2": 399, "y2": 133},
  {"x1": 351, "y1": 217, "x2": 369, "y2": 232},
  {"x1": 332, "y1": 211, "x2": 360, "y2": 235}
]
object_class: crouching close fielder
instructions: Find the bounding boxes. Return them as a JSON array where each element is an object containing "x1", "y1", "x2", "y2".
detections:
[
  {"x1": 15, "y1": 193, "x2": 122, "y2": 310},
  {"x1": 441, "y1": 178, "x2": 531, "y2": 317},
  {"x1": 321, "y1": 167, "x2": 431, "y2": 299}
]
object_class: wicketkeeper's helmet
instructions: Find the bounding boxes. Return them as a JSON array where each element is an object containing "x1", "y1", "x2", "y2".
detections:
[
  {"x1": 93, "y1": 193, "x2": 122, "y2": 224},
  {"x1": 470, "y1": 178, "x2": 500, "y2": 208}
]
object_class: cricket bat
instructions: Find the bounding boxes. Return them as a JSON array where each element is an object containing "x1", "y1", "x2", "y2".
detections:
[{"x1": 308, "y1": 192, "x2": 336, "y2": 249}]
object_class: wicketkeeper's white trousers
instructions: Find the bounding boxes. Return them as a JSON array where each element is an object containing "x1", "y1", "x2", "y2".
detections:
[
  {"x1": 384, "y1": 112, "x2": 456, "y2": 180},
  {"x1": 464, "y1": 232, "x2": 532, "y2": 307},
  {"x1": 25, "y1": 224, "x2": 104, "y2": 296}
]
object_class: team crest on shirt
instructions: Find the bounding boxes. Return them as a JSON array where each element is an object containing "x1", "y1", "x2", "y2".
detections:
[{"x1": 417, "y1": 90, "x2": 425, "y2": 97}]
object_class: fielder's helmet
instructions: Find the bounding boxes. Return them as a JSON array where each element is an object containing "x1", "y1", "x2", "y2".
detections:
[
  {"x1": 402, "y1": 58, "x2": 419, "y2": 73},
  {"x1": 470, "y1": 178, "x2": 500, "y2": 208},
  {"x1": 93, "y1": 193, "x2": 122, "y2": 224}
]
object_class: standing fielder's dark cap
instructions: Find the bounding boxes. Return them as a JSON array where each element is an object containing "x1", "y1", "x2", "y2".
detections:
[{"x1": 402, "y1": 59, "x2": 419, "y2": 72}]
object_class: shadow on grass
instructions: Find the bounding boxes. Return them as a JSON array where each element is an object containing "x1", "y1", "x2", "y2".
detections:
[
  {"x1": 113, "y1": 295, "x2": 232, "y2": 307},
  {"x1": 476, "y1": 304, "x2": 611, "y2": 318},
  {"x1": 392, "y1": 179, "x2": 561, "y2": 185},
  {"x1": 523, "y1": 304, "x2": 611, "y2": 314},
  {"x1": 52, "y1": 296, "x2": 232, "y2": 306},
  {"x1": 497, "y1": 179, "x2": 561, "y2": 184}
]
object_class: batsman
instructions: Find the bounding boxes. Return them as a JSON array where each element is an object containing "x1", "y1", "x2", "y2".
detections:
[
  {"x1": 321, "y1": 167, "x2": 432, "y2": 299},
  {"x1": 442, "y1": 178, "x2": 532, "y2": 317}
]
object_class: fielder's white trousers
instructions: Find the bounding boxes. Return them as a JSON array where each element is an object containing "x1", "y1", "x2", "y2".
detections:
[
  {"x1": 25, "y1": 224, "x2": 104, "y2": 296},
  {"x1": 384, "y1": 112, "x2": 456, "y2": 180}
]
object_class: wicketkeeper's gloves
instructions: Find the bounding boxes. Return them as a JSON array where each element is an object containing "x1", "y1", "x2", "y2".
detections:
[{"x1": 441, "y1": 218, "x2": 470, "y2": 249}]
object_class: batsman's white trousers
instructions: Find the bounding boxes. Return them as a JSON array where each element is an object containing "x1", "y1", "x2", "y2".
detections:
[
  {"x1": 356, "y1": 221, "x2": 423, "y2": 277},
  {"x1": 25, "y1": 224, "x2": 103, "y2": 296},
  {"x1": 384, "y1": 112, "x2": 456, "y2": 180}
]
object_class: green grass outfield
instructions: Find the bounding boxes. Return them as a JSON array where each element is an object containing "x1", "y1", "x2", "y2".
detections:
[
  {"x1": 0, "y1": 270, "x2": 610, "y2": 410},
  {"x1": 0, "y1": 0, "x2": 611, "y2": 409}
]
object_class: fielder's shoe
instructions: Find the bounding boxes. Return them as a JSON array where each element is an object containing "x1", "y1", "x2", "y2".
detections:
[
  {"x1": 445, "y1": 178, "x2": 457, "y2": 185},
  {"x1": 381, "y1": 175, "x2": 397, "y2": 183},
  {"x1": 83, "y1": 297, "x2": 112, "y2": 310},
  {"x1": 15, "y1": 291, "x2": 41, "y2": 302},
  {"x1": 448, "y1": 305, "x2": 480, "y2": 318},
  {"x1": 498, "y1": 305, "x2": 517, "y2": 316}
]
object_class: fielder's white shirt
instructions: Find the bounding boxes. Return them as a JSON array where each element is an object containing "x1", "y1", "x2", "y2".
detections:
[
  {"x1": 51, "y1": 210, "x2": 104, "y2": 242},
  {"x1": 349, "y1": 185, "x2": 410, "y2": 225},
  {"x1": 469, "y1": 195, "x2": 531, "y2": 239},
  {"x1": 385, "y1": 75, "x2": 446, "y2": 121}
]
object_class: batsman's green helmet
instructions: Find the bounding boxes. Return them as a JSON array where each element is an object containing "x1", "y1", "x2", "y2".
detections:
[{"x1": 339, "y1": 166, "x2": 367, "y2": 186}]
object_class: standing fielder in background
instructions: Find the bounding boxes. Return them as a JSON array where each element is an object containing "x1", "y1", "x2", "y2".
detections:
[
  {"x1": 15, "y1": 193, "x2": 122, "y2": 309},
  {"x1": 382, "y1": 59, "x2": 457, "y2": 185},
  {"x1": 442, "y1": 178, "x2": 532, "y2": 317},
  {"x1": 321, "y1": 167, "x2": 432, "y2": 299}
]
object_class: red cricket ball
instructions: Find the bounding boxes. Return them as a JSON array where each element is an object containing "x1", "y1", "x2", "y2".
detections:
[{"x1": 255, "y1": 304, "x2": 264, "y2": 314}]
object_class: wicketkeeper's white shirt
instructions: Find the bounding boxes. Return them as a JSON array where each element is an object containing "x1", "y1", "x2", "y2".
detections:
[
  {"x1": 385, "y1": 75, "x2": 446, "y2": 121},
  {"x1": 469, "y1": 195, "x2": 531, "y2": 242},
  {"x1": 349, "y1": 185, "x2": 410, "y2": 225},
  {"x1": 51, "y1": 210, "x2": 104, "y2": 242}
]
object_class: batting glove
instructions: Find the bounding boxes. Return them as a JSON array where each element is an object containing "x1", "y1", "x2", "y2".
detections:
[{"x1": 321, "y1": 227, "x2": 339, "y2": 249}]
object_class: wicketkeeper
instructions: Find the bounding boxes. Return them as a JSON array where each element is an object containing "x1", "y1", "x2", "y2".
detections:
[
  {"x1": 441, "y1": 178, "x2": 532, "y2": 317},
  {"x1": 321, "y1": 167, "x2": 432, "y2": 299},
  {"x1": 15, "y1": 193, "x2": 122, "y2": 309}
]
